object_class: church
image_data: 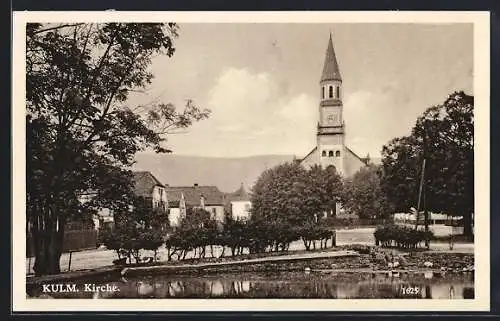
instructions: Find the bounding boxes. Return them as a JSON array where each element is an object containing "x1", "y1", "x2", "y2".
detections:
[{"x1": 300, "y1": 34, "x2": 368, "y2": 178}]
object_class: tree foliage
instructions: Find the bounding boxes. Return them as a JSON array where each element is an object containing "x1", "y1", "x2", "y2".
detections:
[
  {"x1": 374, "y1": 225, "x2": 434, "y2": 249},
  {"x1": 26, "y1": 23, "x2": 210, "y2": 275},
  {"x1": 165, "y1": 207, "x2": 218, "y2": 260},
  {"x1": 249, "y1": 162, "x2": 341, "y2": 251},
  {"x1": 380, "y1": 91, "x2": 474, "y2": 237},
  {"x1": 342, "y1": 164, "x2": 393, "y2": 219},
  {"x1": 250, "y1": 162, "x2": 342, "y2": 225}
]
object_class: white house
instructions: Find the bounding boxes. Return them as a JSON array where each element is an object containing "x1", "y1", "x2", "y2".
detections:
[
  {"x1": 225, "y1": 183, "x2": 252, "y2": 221},
  {"x1": 167, "y1": 184, "x2": 226, "y2": 227}
]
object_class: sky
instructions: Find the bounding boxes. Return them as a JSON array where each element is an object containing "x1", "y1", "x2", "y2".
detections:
[{"x1": 126, "y1": 23, "x2": 473, "y2": 159}]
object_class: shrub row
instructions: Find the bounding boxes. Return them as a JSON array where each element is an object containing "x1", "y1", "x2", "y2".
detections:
[
  {"x1": 374, "y1": 225, "x2": 434, "y2": 249},
  {"x1": 164, "y1": 218, "x2": 336, "y2": 261},
  {"x1": 98, "y1": 227, "x2": 164, "y2": 265}
]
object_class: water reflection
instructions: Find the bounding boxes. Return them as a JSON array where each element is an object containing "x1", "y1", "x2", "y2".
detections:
[{"x1": 27, "y1": 273, "x2": 474, "y2": 299}]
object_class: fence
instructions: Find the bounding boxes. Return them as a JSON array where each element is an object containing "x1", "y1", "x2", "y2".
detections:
[
  {"x1": 26, "y1": 229, "x2": 98, "y2": 258},
  {"x1": 323, "y1": 217, "x2": 392, "y2": 227}
]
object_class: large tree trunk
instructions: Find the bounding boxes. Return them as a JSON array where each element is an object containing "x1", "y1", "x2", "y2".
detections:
[
  {"x1": 32, "y1": 202, "x2": 65, "y2": 276},
  {"x1": 462, "y1": 212, "x2": 473, "y2": 241}
]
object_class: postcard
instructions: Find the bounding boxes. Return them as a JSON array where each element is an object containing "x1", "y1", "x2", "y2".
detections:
[{"x1": 12, "y1": 10, "x2": 490, "y2": 312}]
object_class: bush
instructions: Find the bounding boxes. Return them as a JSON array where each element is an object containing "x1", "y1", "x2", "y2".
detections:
[
  {"x1": 374, "y1": 225, "x2": 434, "y2": 249},
  {"x1": 295, "y1": 222, "x2": 335, "y2": 251},
  {"x1": 99, "y1": 226, "x2": 164, "y2": 264},
  {"x1": 344, "y1": 244, "x2": 373, "y2": 254}
]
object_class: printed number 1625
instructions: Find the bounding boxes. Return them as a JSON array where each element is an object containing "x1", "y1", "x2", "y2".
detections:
[{"x1": 401, "y1": 286, "x2": 421, "y2": 296}]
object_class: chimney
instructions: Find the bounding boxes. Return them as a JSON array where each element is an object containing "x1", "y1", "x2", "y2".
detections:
[{"x1": 200, "y1": 194, "x2": 205, "y2": 209}]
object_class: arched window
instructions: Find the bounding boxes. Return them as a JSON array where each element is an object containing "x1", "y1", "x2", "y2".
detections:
[
  {"x1": 336, "y1": 150, "x2": 341, "y2": 157},
  {"x1": 336, "y1": 86, "x2": 340, "y2": 99},
  {"x1": 329, "y1": 86, "x2": 333, "y2": 98},
  {"x1": 328, "y1": 151, "x2": 334, "y2": 157},
  {"x1": 322, "y1": 150, "x2": 326, "y2": 157}
]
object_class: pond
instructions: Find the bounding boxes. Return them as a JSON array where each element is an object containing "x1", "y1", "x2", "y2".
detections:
[{"x1": 27, "y1": 272, "x2": 474, "y2": 299}]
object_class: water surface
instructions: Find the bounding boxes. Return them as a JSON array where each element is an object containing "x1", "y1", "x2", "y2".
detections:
[{"x1": 28, "y1": 272, "x2": 474, "y2": 299}]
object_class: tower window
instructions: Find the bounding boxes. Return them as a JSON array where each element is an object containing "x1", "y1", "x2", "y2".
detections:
[
  {"x1": 329, "y1": 86, "x2": 333, "y2": 98},
  {"x1": 328, "y1": 151, "x2": 334, "y2": 157},
  {"x1": 336, "y1": 86, "x2": 340, "y2": 99},
  {"x1": 322, "y1": 87, "x2": 325, "y2": 99},
  {"x1": 322, "y1": 150, "x2": 326, "y2": 157},
  {"x1": 336, "y1": 150, "x2": 341, "y2": 157}
]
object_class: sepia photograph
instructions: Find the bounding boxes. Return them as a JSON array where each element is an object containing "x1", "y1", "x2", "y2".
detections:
[{"x1": 12, "y1": 11, "x2": 490, "y2": 312}]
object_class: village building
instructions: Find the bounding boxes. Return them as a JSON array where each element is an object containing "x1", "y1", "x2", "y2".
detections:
[
  {"x1": 224, "y1": 183, "x2": 252, "y2": 221},
  {"x1": 92, "y1": 171, "x2": 168, "y2": 230},
  {"x1": 131, "y1": 171, "x2": 169, "y2": 211},
  {"x1": 166, "y1": 184, "x2": 226, "y2": 227}
]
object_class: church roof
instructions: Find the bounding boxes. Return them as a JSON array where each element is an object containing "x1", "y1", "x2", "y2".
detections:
[
  {"x1": 345, "y1": 146, "x2": 369, "y2": 166},
  {"x1": 300, "y1": 146, "x2": 318, "y2": 162},
  {"x1": 320, "y1": 33, "x2": 342, "y2": 83}
]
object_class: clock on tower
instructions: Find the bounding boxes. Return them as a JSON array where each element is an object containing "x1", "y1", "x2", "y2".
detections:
[{"x1": 327, "y1": 112, "x2": 338, "y2": 125}]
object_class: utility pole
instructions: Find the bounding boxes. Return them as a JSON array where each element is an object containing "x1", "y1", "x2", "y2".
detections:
[{"x1": 423, "y1": 121, "x2": 430, "y2": 249}]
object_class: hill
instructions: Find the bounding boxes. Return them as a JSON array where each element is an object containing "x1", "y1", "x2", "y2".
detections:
[{"x1": 132, "y1": 153, "x2": 295, "y2": 193}]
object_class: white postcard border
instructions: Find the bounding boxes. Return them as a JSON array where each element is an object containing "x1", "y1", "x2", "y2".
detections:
[{"x1": 12, "y1": 10, "x2": 490, "y2": 312}]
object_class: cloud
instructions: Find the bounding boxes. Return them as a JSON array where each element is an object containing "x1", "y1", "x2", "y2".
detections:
[
  {"x1": 343, "y1": 84, "x2": 424, "y2": 157},
  {"x1": 200, "y1": 67, "x2": 317, "y2": 156}
]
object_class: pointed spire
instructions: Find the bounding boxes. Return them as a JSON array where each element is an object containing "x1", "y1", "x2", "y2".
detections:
[{"x1": 320, "y1": 33, "x2": 342, "y2": 82}]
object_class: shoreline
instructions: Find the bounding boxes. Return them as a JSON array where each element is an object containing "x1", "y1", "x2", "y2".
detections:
[{"x1": 26, "y1": 249, "x2": 474, "y2": 286}]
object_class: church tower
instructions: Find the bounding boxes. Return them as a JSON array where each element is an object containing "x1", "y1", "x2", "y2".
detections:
[
  {"x1": 300, "y1": 33, "x2": 367, "y2": 178},
  {"x1": 317, "y1": 33, "x2": 345, "y2": 174}
]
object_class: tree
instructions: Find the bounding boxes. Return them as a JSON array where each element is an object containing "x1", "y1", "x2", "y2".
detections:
[
  {"x1": 26, "y1": 23, "x2": 210, "y2": 275},
  {"x1": 128, "y1": 196, "x2": 169, "y2": 231},
  {"x1": 250, "y1": 162, "x2": 310, "y2": 225},
  {"x1": 165, "y1": 207, "x2": 216, "y2": 260},
  {"x1": 381, "y1": 91, "x2": 474, "y2": 239},
  {"x1": 342, "y1": 164, "x2": 393, "y2": 219},
  {"x1": 249, "y1": 162, "x2": 342, "y2": 251},
  {"x1": 380, "y1": 135, "x2": 421, "y2": 213},
  {"x1": 307, "y1": 164, "x2": 343, "y2": 217}
]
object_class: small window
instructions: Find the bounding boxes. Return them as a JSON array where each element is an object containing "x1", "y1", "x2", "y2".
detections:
[
  {"x1": 329, "y1": 86, "x2": 333, "y2": 98},
  {"x1": 336, "y1": 86, "x2": 340, "y2": 99},
  {"x1": 322, "y1": 150, "x2": 326, "y2": 157},
  {"x1": 328, "y1": 151, "x2": 334, "y2": 157},
  {"x1": 336, "y1": 150, "x2": 341, "y2": 157},
  {"x1": 322, "y1": 87, "x2": 325, "y2": 99}
]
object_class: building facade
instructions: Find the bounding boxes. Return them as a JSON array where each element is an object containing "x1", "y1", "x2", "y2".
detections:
[
  {"x1": 300, "y1": 34, "x2": 367, "y2": 178},
  {"x1": 92, "y1": 171, "x2": 168, "y2": 230},
  {"x1": 167, "y1": 184, "x2": 226, "y2": 227},
  {"x1": 132, "y1": 171, "x2": 168, "y2": 211},
  {"x1": 225, "y1": 183, "x2": 252, "y2": 221}
]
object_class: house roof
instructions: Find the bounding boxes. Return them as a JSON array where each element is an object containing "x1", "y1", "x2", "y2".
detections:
[
  {"x1": 167, "y1": 185, "x2": 225, "y2": 207},
  {"x1": 225, "y1": 183, "x2": 251, "y2": 202},
  {"x1": 132, "y1": 171, "x2": 164, "y2": 198},
  {"x1": 320, "y1": 33, "x2": 342, "y2": 83}
]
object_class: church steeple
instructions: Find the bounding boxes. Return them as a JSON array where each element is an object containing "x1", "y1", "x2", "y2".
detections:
[
  {"x1": 317, "y1": 32, "x2": 345, "y2": 173},
  {"x1": 320, "y1": 33, "x2": 342, "y2": 83}
]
